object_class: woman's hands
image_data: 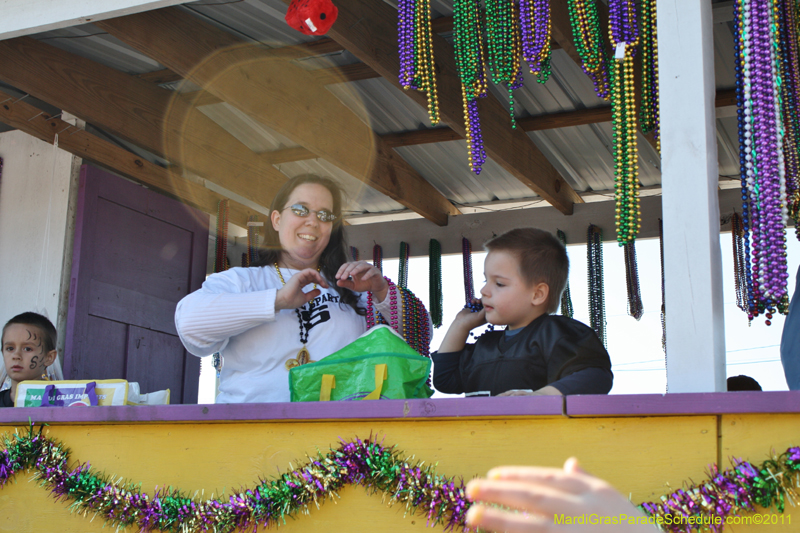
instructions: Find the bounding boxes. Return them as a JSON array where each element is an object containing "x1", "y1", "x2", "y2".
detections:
[
  {"x1": 335, "y1": 261, "x2": 389, "y2": 302},
  {"x1": 465, "y1": 458, "x2": 656, "y2": 533},
  {"x1": 275, "y1": 268, "x2": 328, "y2": 311}
]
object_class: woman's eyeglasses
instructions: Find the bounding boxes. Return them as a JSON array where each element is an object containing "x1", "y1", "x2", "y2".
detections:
[{"x1": 283, "y1": 204, "x2": 338, "y2": 223}]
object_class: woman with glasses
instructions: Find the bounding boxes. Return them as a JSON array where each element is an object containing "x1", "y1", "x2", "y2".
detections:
[{"x1": 175, "y1": 174, "x2": 429, "y2": 403}]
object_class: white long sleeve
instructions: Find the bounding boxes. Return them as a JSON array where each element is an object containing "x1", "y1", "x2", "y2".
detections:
[
  {"x1": 175, "y1": 266, "x2": 370, "y2": 403},
  {"x1": 175, "y1": 269, "x2": 277, "y2": 355}
]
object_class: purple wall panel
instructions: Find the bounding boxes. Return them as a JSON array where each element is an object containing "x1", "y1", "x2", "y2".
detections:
[
  {"x1": 63, "y1": 165, "x2": 208, "y2": 403},
  {"x1": 126, "y1": 326, "x2": 186, "y2": 399}
]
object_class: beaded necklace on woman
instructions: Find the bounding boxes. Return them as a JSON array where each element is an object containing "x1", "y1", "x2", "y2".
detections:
[{"x1": 274, "y1": 263, "x2": 321, "y2": 369}]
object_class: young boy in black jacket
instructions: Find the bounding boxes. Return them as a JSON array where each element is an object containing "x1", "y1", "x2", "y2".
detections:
[{"x1": 432, "y1": 228, "x2": 613, "y2": 397}]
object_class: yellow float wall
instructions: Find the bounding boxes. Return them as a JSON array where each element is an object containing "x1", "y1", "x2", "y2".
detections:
[{"x1": 0, "y1": 414, "x2": 796, "y2": 532}]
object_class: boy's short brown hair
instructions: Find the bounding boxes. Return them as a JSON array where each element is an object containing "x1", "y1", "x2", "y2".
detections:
[
  {"x1": 484, "y1": 228, "x2": 569, "y2": 314},
  {"x1": 2, "y1": 312, "x2": 57, "y2": 353}
]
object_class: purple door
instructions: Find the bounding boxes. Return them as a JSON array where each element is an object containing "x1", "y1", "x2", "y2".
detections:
[{"x1": 64, "y1": 165, "x2": 208, "y2": 403}]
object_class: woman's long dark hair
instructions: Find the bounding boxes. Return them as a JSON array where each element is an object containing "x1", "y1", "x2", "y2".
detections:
[{"x1": 252, "y1": 174, "x2": 365, "y2": 315}]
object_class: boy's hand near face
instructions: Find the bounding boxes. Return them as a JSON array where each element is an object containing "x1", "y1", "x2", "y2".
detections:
[
  {"x1": 438, "y1": 301, "x2": 487, "y2": 353},
  {"x1": 453, "y1": 301, "x2": 487, "y2": 330}
]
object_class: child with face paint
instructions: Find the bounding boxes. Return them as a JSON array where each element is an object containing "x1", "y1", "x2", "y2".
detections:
[{"x1": 1, "y1": 312, "x2": 57, "y2": 407}]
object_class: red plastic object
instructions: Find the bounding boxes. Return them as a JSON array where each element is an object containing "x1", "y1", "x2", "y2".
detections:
[{"x1": 285, "y1": 0, "x2": 338, "y2": 36}]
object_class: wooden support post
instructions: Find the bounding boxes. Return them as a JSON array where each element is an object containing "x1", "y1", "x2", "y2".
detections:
[{"x1": 657, "y1": 0, "x2": 726, "y2": 392}]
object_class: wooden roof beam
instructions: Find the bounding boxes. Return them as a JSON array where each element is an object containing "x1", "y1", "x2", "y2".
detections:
[
  {"x1": 181, "y1": 63, "x2": 382, "y2": 107},
  {"x1": 98, "y1": 9, "x2": 459, "y2": 226},
  {"x1": 0, "y1": 37, "x2": 288, "y2": 210},
  {"x1": 135, "y1": 15, "x2": 561, "y2": 92},
  {"x1": 261, "y1": 89, "x2": 737, "y2": 164},
  {"x1": 0, "y1": 89, "x2": 259, "y2": 228},
  {"x1": 311, "y1": 0, "x2": 581, "y2": 215}
]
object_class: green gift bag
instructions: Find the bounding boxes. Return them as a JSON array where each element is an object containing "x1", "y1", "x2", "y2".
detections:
[{"x1": 289, "y1": 325, "x2": 434, "y2": 402}]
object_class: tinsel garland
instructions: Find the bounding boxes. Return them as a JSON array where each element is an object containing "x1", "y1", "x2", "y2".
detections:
[
  {"x1": 0, "y1": 426, "x2": 468, "y2": 533},
  {"x1": 5, "y1": 426, "x2": 800, "y2": 533},
  {"x1": 214, "y1": 199, "x2": 229, "y2": 273},
  {"x1": 429, "y1": 239, "x2": 443, "y2": 328},
  {"x1": 587, "y1": 224, "x2": 607, "y2": 347},
  {"x1": 556, "y1": 230, "x2": 574, "y2": 318},
  {"x1": 639, "y1": 446, "x2": 800, "y2": 532},
  {"x1": 398, "y1": 241, "x2": 410, "y2": 289}
]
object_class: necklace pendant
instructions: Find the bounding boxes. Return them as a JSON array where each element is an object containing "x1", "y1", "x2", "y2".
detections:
[
  {"x1": 296, "y1": 346, "x2": 311, "y2": 365},
  {"x1": 286, "y1": 346, "x2": 314, "y2": 370}
]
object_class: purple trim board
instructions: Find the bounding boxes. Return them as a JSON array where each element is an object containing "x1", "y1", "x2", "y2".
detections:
[
  {"x1": 0, "y1": 392, "x2": 797, "y2": 425},
  {"x1": 566, "y1": 391, "x2": 800, "y2": 416},
  {"x1": 0, "y1": 396, "x2": 563, "y2": 424}
]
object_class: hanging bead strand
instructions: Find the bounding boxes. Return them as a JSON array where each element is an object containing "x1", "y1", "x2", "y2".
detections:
[
  {"x1": 737, "y1": 0, "x2": 791, "y2": 323},
  {"x1": 778, "y1": 0, "x2": 800, "y2": 239},
  {"x1": 567, "y1": 0, "x2": 611, "y2": 99},
  {"x1": 373, "y1": 244, "x2": 383, "y2": 274},
  {"x1": 732, "y1": 212, "x2": 749, "y2": 315},
  {"x1": 485, "y1": 0, "x2": 524, "y2": 127},
  {"x1": 658, "y1": 218, "x2": 666, "y2": 359},
  {"x1": 214, "y1": 199, "x2": 229, "y2": 273},
  {"x1": 556, "y1": 230, "x2": 574, "y2": 318},
  {"x1": 462, "y1": 237, "x2": 479, "y2": 308},
  {"x1": 587, "y1": 225, "x2": 607, "y2": 347},
  {"x1": 429, "y1": 239, "x2": 443, "y2": 328},
  {"x1": 520, "y1": 0, "x2": 552, "y2": 84},
  {"x1": 609, "y1": 0, "x2": 641, "y2": 245},
  {"x1": 454, "y1": 0, "x2": 488, "y2": 174},
  {"x1": 246, "y1": 216, "x2": 260, "y2": 267},
  {"x1": 398, "y1": 242, "x2": 410, "y2": 289},
  {"x1": 733, "y1": 0, "x2": 757, "y2": 322},
  {"x1": 638, "y1": 0, "x2": 661, "y2": 151},
  {"x1": 397, "y1": 0, "x2": 440, "y2": 125},
  {"x1": 623, "y1": 241, "x2": 643, "y2": 320}
]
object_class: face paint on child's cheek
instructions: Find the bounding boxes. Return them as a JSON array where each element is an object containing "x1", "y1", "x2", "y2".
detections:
[{"x1": 29, "y1": 355, "x2": 39, "y2": 369}]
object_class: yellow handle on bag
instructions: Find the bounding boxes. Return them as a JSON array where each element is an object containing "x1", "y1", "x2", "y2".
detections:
[
  {"x1": 362, "y1": 364, "x2": 388, "y2": 400},
  {"x1": 319, "y1": 374, "x2": 336, "y2": 401}
]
